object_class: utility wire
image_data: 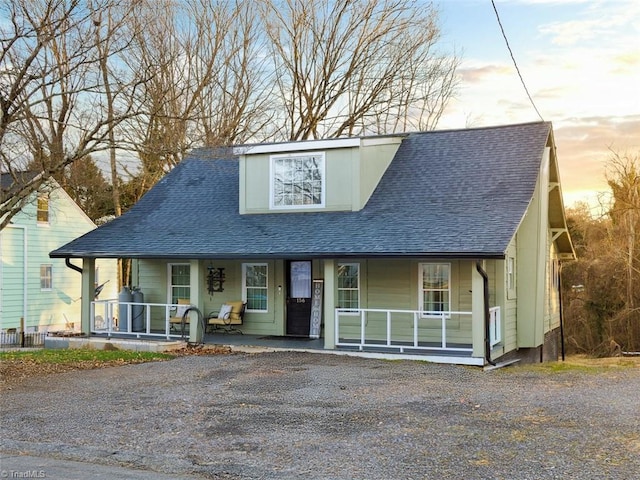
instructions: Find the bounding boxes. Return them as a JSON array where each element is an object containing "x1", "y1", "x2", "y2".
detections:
[{"x1": 491, "y1": 0, "x2": 544, "y2": 122}]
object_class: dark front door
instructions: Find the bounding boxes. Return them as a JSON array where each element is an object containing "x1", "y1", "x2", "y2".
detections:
[{"x1": 286, "y1": 260, "x2": 312, "y2": 336}]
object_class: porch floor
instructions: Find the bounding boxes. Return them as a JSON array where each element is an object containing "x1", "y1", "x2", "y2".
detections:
[
  {"x1": 203, "y1": 333, "x2": 325, "y2": 351},
  {"x1": 74, "y1": 332, "x2": 481, "y2": 365}
]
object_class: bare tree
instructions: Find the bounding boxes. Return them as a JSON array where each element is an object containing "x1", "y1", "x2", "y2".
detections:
[
  {"x1": 260, "y1": 0, "x2": 459, "y2": 140},
  {"x1": 563, "y1": 151, "x2": 640, "y2": 355},
  {"x1": 0, "y1": 0, "x2": 134, "y2": 229},
  {"x1": 119, "y1": 0, "x2": 273, "y2": 198},
  {"x1": 606, "y1": 150, "x2": 640, "y2": 350}
]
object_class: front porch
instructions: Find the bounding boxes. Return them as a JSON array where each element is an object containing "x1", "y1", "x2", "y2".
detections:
[
  {"x1": 87, "y1": 299, "x2": 497, "y2": 366},
  {"x1": 46, "y1": 332, "x2": 486, "y2": 366}
]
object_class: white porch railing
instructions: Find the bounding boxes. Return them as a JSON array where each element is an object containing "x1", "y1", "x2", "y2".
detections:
[
  {"x1": 335, "y1": 308, "x2": 476, "y2": 355},
  {"x1": 91, "y1": 299, "x2": 186, "y2": 340}
]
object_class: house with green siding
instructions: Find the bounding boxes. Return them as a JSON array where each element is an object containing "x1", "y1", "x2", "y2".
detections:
[
  {"x1": 1, "y1": 173, "x2": 117, "y2": 333},
  {"x1": 50, "y1": 122, "x2": 575, "y2": 365}
]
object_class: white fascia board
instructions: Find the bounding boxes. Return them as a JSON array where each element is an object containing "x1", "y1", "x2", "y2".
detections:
[
  {"x1": 239, "y1": 138, "x2": 361, "y2": 155},
  {"x1": 361, "y1": 136, "x2": 404, "y2": 147}
]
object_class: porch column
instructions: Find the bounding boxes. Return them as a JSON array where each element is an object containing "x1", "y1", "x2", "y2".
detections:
[
  {"x1": 471, "y1": 261, "x2": 485, "y2": 359},
  {"x1": 189, "y1": 259, "x2": 203, "y2": 343},
  {"x1": 323, "y1": 259, "x2": 336, "y2": 349},
  {"x1": 81, "y1": 258, "x2": 96, "y2": 335}
]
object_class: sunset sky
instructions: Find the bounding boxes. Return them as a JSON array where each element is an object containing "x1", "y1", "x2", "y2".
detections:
[{"x1": 435, "y1": 0, "x2": 640, "y2": 210}]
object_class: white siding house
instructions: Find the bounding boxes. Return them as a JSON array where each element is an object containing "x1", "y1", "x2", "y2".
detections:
[{"x1": 1, "y1": 176, "x2": 117, "y2": 333}]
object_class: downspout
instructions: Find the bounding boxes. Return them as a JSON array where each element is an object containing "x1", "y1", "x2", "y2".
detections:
[
  {"x1": 476, "y1": 260, "x2": 496, "y2": 366},
  {"x1": 65, "y1": 257, "x2": 83, "y2": 274}
]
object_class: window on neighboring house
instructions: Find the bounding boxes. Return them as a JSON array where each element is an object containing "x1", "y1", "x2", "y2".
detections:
[
  {"x1": 271, "y1": 152, "x2": 325, "y2": 209},
  {"x1": 40, "y1": 264, "x2": 52, "y2": 290},
  {"x1": 507, "y1": 256, "x2": 516, "y2": 298},
  {"x1": 243, "y1": 263, "x2": 267, "y2": 312},
  {"x1": 168, "y1": 264, "x2": 190, "y2": 304},
  {"x1": 37, "y1": 194, "x2": 49, "y2": 224},
  {"x1": 337, "y1": 263, "x2": 359, "y2": 311},
  {"x1": 419, "y1": 263, "x2": 450, "y2": 315}
]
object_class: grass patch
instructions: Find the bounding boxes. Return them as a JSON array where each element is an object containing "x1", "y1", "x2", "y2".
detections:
[
  {"x1": 517, "y1": 355, "x2": 640, "y2": 374},
  {"x1": 0, "y1": 348, "x2": 174, "y2": 364},
  {"x1": 0, "y1": 349, "x2": 174, "y2": 386}
]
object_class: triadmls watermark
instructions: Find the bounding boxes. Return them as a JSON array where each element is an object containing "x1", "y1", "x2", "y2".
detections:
[{"x1": 0, "y1": 471, "x2": 46, "y2": 479}]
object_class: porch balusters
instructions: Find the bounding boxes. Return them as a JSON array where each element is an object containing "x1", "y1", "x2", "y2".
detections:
[
  {"x1": 335, "y1": 307, "x2": 485, "y2": 355},
  {"x1": 90, "y1": 300, "x2": 185, "y2": 340}
]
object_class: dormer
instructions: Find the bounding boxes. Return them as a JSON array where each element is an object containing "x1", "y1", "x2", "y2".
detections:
[{"x1": 238, "y1": 135, "x2": 405, "y2": 214}]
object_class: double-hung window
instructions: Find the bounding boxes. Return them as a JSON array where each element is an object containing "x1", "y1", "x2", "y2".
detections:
[
  {"x1": 168, "y1": 264, "x2": 190, "y2": 304},
  {"x1": 40, "y1": 264, "x2": 52, "y2": 290},
  {"x1": 337, "y1": 263, "x2": 359, "y2": 312},
  {"x1": 37, "y1": 194, "x2": 49, "y2": 224},
  {"x1": 243, "y1": 263, "x2": 268, "y2": 312},
  {"x1": 419, "y1": 263, "x2": 450, "y2": 316},
  {"x1": 271, "y1": 153, "x2": 325, "y2": 209}
]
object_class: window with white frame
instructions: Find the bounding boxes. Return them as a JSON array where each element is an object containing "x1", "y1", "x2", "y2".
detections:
[
  {"x1": 271, "y1": 153, "x2": 325, "y2": 209},
  {"x1": 40, "y1": 264, "x2": 52, "y2": 290},
  {"x1": 168, "y1": 264, "x2": 190, "y2": 304},
  {"x1": 507, "y1": 256, "x2": 516, "y2": 298},
  {"x1": 37, "y1": 193, "x2": 49, "y2": 224},
  {"x1": 337, "y1": 263, "x2": 359, "y2": 311},
  {"x1": 419, "y1": 263, "x2": 450, "y2": 315},
  {"x1": 243, "y1": 263, "x2": 268, "y2": 311},
  {"x1": 551, "y1": 258, "x2": 560, "y2": 292}
]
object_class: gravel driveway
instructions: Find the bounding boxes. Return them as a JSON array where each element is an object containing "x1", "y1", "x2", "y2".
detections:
[{"x1": 1, "y1": 351, "x2": 639, "y2": 479}]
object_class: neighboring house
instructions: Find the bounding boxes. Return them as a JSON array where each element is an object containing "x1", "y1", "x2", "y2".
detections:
[
  {"x1": 51, "y1": 122, "x2": 575, "y2": 365},
  {"x1": 0, "y1": 173, "x2": 117, "y2": 333}
]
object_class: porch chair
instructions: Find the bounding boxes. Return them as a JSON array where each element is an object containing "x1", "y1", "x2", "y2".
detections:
[
  {"x1": 206, "y1": 301, "x2": 245, "y2": 334},
  {"x1": 169, "y1": 299, "x2": 191, "y2": 335}
]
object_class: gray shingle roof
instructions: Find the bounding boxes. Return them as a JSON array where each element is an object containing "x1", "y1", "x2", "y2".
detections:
[
  {"x1": 1, "y1": 171, "x2": 40, "y2": 196},
  {"x1": 50, "y1": 122, "x2": 552, "y2": 259}
]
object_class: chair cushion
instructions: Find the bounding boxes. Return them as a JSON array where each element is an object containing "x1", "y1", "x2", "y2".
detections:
[
  {"x1": 218, "y1": 304, "x2": 232, "y2": 319},
  {"x1": 227, "y1": 301, "x2": 244, "y2": 320},
  {"x1": 175, "y1": 299, "x2": 190, "y2": 317}
]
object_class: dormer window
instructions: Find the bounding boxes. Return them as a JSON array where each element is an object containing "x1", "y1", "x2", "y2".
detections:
[{"x1": 270, "y1": 152, "x2": 325, "y2": 209}]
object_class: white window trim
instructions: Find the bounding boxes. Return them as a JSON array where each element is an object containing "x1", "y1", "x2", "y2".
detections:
[
  {"x1": 36, "y1": 193, "x2": 50, "y2": 226},
  {"x1": 550, "y1": 258, "x2": 560, "y2": 292},
  {"x1": 337, "y1": 262, "x2": 360, "y2": 314},
  {"x1": 269, "y1": 152, "x2": 326, "y2": 210},
  {"x1": 242, "y1": 263, "x2": 268, "y2": 313},
  {"x1": 40, "y1": 264, "x2": 53, "y2": 291},
  {"x1": 167, "y1": 263, "x2": 191, "y2": 304},
  {"x1": 507, "y1": 256, "x2": 516, "y2": 299},
  {"x1": 418, "y1": 263, "x2": 451, "y2": 318}
]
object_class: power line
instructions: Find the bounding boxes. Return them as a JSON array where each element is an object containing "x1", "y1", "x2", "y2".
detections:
[{"x1": 491, "y1": 0, "x2": 544, "y2": 122}]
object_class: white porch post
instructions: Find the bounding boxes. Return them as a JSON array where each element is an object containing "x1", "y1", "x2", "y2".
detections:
[
  {"x1": 323, "y1": 259, "x2": 336, "y2": 349},
  {"x1": 81, "y1": 258, "x2": 96, "y2": 335},
  {"x1": 471, "y1": 261, "x2": 485, "y2": 359},
  {"x1": 189, "y1": 259, "x2": 203, "y2": 343}
]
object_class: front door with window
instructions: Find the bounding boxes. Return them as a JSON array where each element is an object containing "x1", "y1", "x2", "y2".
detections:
[{"x1": 286, "y1": 260, "x2": 312, "y2": 336}]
